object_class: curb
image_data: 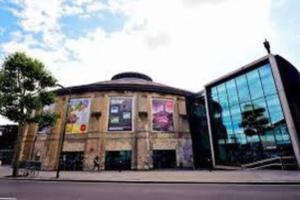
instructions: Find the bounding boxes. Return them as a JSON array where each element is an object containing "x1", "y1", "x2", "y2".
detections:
[{"x1": 1, "y1": 177, "x2": 300, "y2": 185}]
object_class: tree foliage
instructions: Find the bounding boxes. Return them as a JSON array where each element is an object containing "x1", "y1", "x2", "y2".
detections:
[
  {"x1": 240, "y1": 104, "x2": 270, "y2": 137},
  {"x1": 0, "y1": 52, "x2": 57, "y2": 126}
]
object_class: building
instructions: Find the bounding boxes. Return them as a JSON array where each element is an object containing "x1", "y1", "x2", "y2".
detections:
[
  {"x1": 20, "y1": 72, "x2": 193, "y2": 170},
  {"x1": 19, "y1": 54, "x2": 300, "y2": 170},
  {"x1": 201, "y1": 54, "x2": 300, "y2": 169},
  {"x1": 0, "y1": 125, "x2": 18, "y2": 165}
]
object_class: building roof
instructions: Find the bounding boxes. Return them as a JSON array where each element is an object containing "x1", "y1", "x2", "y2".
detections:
[
  {"x1": 56, "y1": 72, "x2": 193, "y2": 97},
  {"x1": 204, "y1": 54, "x2": 272, "y2": 88}
]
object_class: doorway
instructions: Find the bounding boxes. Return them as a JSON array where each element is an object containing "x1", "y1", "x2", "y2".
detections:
[
  {"x1": 105, "y1": 151, "x2": 132, "y2": 170},
  {"x1": 60, "y1": 151, "x2": 84, "y2": 171},
  {"x1": 153, "y1": 150, "x2": 176, "y2": 169}
]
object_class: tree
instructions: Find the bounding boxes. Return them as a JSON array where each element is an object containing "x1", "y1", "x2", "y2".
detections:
[
  {"x1": 240, "y1": 104, "x2": 270, "y2": 137},
  {"x1": 0, "y1": 52, "x2": 57, "y2": 176}
]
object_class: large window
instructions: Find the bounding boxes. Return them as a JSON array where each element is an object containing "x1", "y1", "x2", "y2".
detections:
[
  {"x1": 66, "y1": 98, "x2": 91, "y2": 134},
  {"x1": 208, "y1": 63, "x2": 294, "y2": 166},
  {"x1": 152, "y1": 99, "x2": 174, "y2": 132},
  {"x1": 108, "y1": 97, "x2": 133, "y2": 131}
]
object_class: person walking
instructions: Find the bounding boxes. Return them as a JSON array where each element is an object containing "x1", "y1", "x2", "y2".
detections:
[{"x1": 93, "y1": 156, "x2": 100, "y2": 171}]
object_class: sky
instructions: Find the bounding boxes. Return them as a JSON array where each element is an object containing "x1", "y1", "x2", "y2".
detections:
[{"x1": 0, "y1": 0, "x2": 300, "y2": 124}]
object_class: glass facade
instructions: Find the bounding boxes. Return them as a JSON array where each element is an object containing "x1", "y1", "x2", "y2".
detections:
[
  {"x1": 207, "y1": 63, "x2": 294, "y2": 166},
  {"x1": 189, "y1": 95, "x2": 212, "y2": 169}
]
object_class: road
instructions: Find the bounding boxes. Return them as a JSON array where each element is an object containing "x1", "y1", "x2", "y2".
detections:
[{"x1": 0, "y1": 179, "x2": 300, "y2": 200}]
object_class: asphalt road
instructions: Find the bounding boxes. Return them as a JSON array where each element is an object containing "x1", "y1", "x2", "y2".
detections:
[{"x1": 0, "y1": 180, "x2": 300, "y2": 200}]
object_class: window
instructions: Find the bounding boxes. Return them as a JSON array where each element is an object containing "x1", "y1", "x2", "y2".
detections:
[
  {"x1": 208, "y1": 63, "x2": 293, "y2": 166},
  {"x1": 246, "y1": 70, "x2": 264, "y2": 100},
  {"x1": 226, "y1": 80, "x2": 239, "y2": 107},
  {"x1": 259, "y1": 64, "x2": 277, "y2": 96},
  {"x1": 108, "y1": 97, "x2": 133, "y2": 131},
  {"x1": 236, "y1": 75, "x2": 251, "y2": 103},
  {"x1": 266, "y1": 94, "x2": 284, "y2": 124},
  {"x1": 152, "y1": 98, "x2": 174, "y2": 132}
]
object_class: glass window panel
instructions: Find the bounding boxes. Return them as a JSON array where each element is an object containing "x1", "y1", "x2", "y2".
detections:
[
  {"x1": 246, "y1": 70, "x2": 264, "y2": 100},
  {"x1": 274, "y1": 124, "x2": 291, "y2": 145},
  {"x1": 247, "y1": 135, "x2": 260, "y2": 143},
  {"x1": 266, "y1": 94, "x2": 284, "y2": 124},
  {"x1": 226, "y1": 80, "x2": 239, "y2": 107},
  {"x1": 236, "y1": 75, "x2": 251, "y2": 103},
  {"x1": 274, "y1": 127, "x2": 284, "y2": 145},
  {"x1": 217, "y1": 84, "x2": 229, "y2": 110},
  {"x1": 259, "y1": 64, "x2": 277, "y2": 96},
  {"x1": 261, "y1": 129, "x2": 276, "y2": 150},
  {"x1": 280, "y1": 125, "x2": 291, "y2": 143},
  {"x1": 211, "y1": 87, "x2": 218, "y2": 102},
  {"x1": 252, "y1": 98, "x2": 271, "y2": 128}
]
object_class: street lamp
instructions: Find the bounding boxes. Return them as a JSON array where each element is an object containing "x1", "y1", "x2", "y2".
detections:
[{"x1": 55, "y1": 84, "x2": 72, "y2": 179}]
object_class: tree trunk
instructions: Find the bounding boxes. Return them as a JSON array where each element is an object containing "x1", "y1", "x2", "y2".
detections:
[{"x1": 12, "y1": 124, "x2": 25, "y2": 177}]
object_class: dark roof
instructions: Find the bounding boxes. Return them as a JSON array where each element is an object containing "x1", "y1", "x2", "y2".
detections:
[
  {"x1": 56, "y1": 72, "x2": 193, "y2": 97},
  {"x1": 111, "y1": 72, "x2": 152, "y2": 81}
]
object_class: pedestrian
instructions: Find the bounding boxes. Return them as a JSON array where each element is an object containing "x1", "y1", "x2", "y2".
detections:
[{"x1": 93, "y1": 156, "x2": 100, "y2": 171}]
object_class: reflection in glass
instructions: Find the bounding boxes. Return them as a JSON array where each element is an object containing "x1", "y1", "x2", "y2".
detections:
[
  {"x1": 247, "y1": 70, "x2": 264, "y2": 100},
  {"x1": 236, "y1": 75, "x2": 251, "y2": 103},
  {"x1": 259, "y1": 65, "x2": 277, "y2": 96},
  {"x1": 208, "y1": 63, "x2": 294, "y2": 166}
]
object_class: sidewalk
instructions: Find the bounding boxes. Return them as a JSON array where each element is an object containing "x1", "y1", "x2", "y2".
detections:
[{"x1": 1, "y1": 165, "x2": 300, "y2": 184}]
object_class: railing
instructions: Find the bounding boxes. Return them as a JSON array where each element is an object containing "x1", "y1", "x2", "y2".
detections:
[
  {"x1": 241, "y1": 156, "x2": 296, "y2": 170},
  {"x1": 19, "y1": 160, "x2": 42, "y2": 177}
]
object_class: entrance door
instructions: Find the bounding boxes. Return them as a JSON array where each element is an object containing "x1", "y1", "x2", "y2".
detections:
[
  {"x1": 153, "y1": 150, "x2": 176, "y2": 169},
  {"x1": 61, "y1": 151, "x2": 84, "y2": 171},
  {"x1": 105, "y1": 151, "x2": 132, "y2": 170}
]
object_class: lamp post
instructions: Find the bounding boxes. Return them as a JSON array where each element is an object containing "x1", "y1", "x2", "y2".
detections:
[{"x1": 56, "y1": 84, "x2": 72, "y2": 179}]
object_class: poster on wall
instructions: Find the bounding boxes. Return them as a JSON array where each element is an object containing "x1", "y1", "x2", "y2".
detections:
[
  {"x1": 152, "y1": 99, "x2": 174, "y2": 132},
  {"x1": 38, "y1": 104, "x2": 56, "y2": 134},
  {"x1": 108, "y1": 97, "x2": 132, "y2": 131},
  {"x1": 66, "y1": 98, "x2": 91, "y2": 134}
]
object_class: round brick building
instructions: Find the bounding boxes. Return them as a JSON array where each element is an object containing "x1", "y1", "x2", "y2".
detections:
[{"x1": 21, "y1": 72, "x2": 194, "y2": 170}]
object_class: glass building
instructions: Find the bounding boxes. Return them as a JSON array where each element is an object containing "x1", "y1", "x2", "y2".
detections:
[{"x1": 196, "y1": 54, "x2": 300, "y2": 169}]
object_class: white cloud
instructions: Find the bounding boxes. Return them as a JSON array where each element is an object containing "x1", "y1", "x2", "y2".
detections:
[
  {"x1": 56, "y1": 0, "x2": 275, "y2": 91},
  {"x1": 86, "y1": 1, "x2": 108, "y2": 12},
  {"x1": 2, "y1": 0, "x2": 277, "y2": 91},
  {"x1": 3, "y1": 0, "x2": 292, "y2": 124},
  {"x1": 11, "y1": 0, "x2": 62, "y2": 33}
]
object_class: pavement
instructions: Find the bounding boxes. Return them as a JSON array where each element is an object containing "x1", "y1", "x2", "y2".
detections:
[
  {"x1": 1, "y1": 165, "x2": 300, "y2": 184},
  {"x1": 1, "y1": 179, "x2": 300, "y2": 200}
]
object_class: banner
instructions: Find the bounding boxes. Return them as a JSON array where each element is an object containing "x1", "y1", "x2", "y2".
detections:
[
  {"x1": 38, "y1": 104, "x2": 55, "y2": 134},
  {"x1": 152, "y1": 99, "x2": 174, "y2": 132},
  {"x1": 66, "y1": 98, "x2": 91, "y2": 134},
  {"x1": 108, "y1": 97, "x2": 132, "y2": 131}
]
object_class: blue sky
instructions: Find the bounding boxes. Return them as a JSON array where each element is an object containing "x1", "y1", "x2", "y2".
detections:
[{"x1": 0, "y1": 0, "x2": 300, "y2": 124}]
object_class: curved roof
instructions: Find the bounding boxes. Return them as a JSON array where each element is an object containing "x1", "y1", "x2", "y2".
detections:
[{"x1": 56, "y1": 72, "x2": 193, "y2": 97}]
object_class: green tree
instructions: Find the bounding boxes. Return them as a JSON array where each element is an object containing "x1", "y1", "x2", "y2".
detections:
[
  {"x1": 0, "y1": 52, "x2": 57, "y2": 176},
  {"x1": 240, "y1": 104, "x2": 270, "y2": 137}
]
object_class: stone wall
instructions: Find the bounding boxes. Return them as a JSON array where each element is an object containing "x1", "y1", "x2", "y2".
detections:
[{"x1": 21, "y1": 91, "x2": 193, "y2": 170}]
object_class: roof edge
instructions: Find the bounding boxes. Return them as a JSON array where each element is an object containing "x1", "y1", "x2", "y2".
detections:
[{"x1": 204, "y1": 54, "x2": 272, "y2": 88}]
